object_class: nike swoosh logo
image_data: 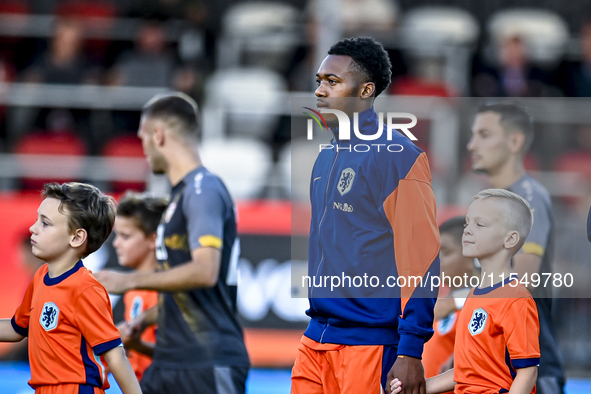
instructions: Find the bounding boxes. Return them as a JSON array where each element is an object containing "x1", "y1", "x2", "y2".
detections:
[{"x1": 313, "y1": 177, "x2": 321, "y2": 181}]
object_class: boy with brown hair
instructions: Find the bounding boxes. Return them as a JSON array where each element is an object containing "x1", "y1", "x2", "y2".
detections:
[
  {"x1": 113, "y1": 192, "x2": 167, "y2": 381},
  {"x1": 0, "y1": 182, "x2": 142, "y2": 394}
]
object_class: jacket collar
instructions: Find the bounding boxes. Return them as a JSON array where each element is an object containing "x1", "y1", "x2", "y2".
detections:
[{"x1": 332, "y1": 106, "x2": 379, "y2": 146}]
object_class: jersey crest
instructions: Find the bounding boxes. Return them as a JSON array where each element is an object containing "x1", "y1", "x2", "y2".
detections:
[
  {"x1": 468, "y1": 308, "x2": 487, "y2": 335},
  {"x1": 337, "y1": 168, "x2": 356, "y2": 196},
  {"x1": 130, "y1": 296, "x2": 143, "y2": 320},
  {"x1": 437, "y1": 311, "x2": 457, "y2": 335},
  {"x1": 40, "y1": 302, "x2": 59, "y2": 331}
]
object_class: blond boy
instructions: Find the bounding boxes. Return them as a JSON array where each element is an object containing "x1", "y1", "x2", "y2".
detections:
[{"x1": 392, "y1": 189, "x2": 540, "y2": 394}]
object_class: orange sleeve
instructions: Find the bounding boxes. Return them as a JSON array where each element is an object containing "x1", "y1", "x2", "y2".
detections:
[
  {"x1": 384, "y1": 152, "x2": 440, "y2": 302},
  {"x1": 11, "y1": 279, "x2": 35, "y2": 336},
  {"x1": 74, "y1": 286, "x2": 122, "y2": 354},
  {"x1": 503, "y1": 298, "x2": 540, "y2": 368},
  {"x1": 383, "y1": 152, "x2": 440, "y2": 358}
]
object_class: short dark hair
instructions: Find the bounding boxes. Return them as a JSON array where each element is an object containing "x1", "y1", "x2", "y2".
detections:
[
  {"x1": 476, "y1": 102, "x2": 534, "y2": 154},
  {"x1": 142, "y1": 92, "x2": 200, "y2": 138},
  {"x1": 439, "y1": 216, "x2": 466, "y2": 245},
  {"x1": 328, "y1": 37, "x2": 392, "y2": 97},
  {"x1": 42, "y1": 182, "x2": 116, "y2": 258},
  {"x1": 117, "y1": 192, "x2": 168, "y2": 236}
]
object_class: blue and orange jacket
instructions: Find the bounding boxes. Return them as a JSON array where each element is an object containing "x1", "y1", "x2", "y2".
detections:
[{"x1": 304, "y1": 107, "x2": 440, "y2": 358}]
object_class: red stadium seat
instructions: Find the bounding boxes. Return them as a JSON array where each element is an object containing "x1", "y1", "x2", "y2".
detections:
[
  {"x1": 0, "y1": 1, "x2": 30, "y2": 49},
  {"x1": 55, "y1": 1, "x2": 117, "y2": 19},
  {"x1": 390, "y1": 76, "x2": 455, "y2": 97},
  {"x1": 554, "y1": 151, "x2": 591, "y2": 180},
  {"x1": 14, "y1": 130, "x2": 87, "y2": 190},
  {"x1": 553, "y1": 151, "x2": 591, "y2": 207},
  {"x1": 0, "y1": 0, "x2": 30, "y2": 14},
  {"x1": 101, "y1": 134, "x2": 148, "y2": 193}
]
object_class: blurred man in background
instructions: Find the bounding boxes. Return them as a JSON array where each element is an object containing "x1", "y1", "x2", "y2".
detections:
[
  {"x1": 96, "y1": 93, "x2": 249, "y2": 394},
  {"x1": 467, "y1": 102, "x2": 565, "y2": 394}
]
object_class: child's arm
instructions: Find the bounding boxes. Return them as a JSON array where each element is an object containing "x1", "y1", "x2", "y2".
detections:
[
  {"x1": 102, "y1": 345, "x2": 142, "y2": 394},
  {"x1": 391, "y1": 369, "x2": 455, "y2": 394},
  {"x1": 426, "y1": 369, "x2": 455, "y2": 394},
  {"x1": 0, "y1": 319, "x2": 25, "y2": 342},
  {"x1": 508, "y1": 366, "x2": 537, "y2": 394}
]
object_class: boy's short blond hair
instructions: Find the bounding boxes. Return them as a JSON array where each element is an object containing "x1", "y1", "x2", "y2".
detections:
[{"x1": 473, "y1": 188, "x2": 534, "y2": 250}]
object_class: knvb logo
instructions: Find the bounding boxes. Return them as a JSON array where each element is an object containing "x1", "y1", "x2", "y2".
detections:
[
  {"x1": 469, "y1": 308, "x2": 487, "y2": 336},
  {"x1": 40, "y1": 302, "x2": 59, "y2": 331},
  {"x1": 303, "y1": 108, "x2": 418, "y2": 142},
  {"x1": 337, "y1": 168, "x2": 355, "y2": 195}
]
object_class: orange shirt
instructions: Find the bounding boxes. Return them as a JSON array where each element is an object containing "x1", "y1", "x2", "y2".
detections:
[
  {"x1": 123, "y1": 289, "x2": 158, "y2": 381},
  {"x1": 11, "y1": 261, "x2": 121, "y2": 390},
  {"x1": 453, "y1": 279, "x2": 540, "y2": 394},
  {"x1": 422, "y1": 309, "x2": 460, "y2": 379}
]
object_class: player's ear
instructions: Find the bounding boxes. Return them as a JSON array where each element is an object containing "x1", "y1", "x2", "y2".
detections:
[
  {"x1": 148, "y1": 232, "x2": 157, "y2": 251},
  {"x1": 153, "y1": 123, "x2": 166, "y2": 146},
  {"x1": 504, "y1": 230, "x2": 520, "y2": 250},
  {"x1": 360, "y1": 82, "x2": 375, "y2": 99},
  {"x1": 70, "y1": 228, "x2": 87, "y2": 249},
  {"x1": 508, "y1": 131, "x2": 526, "y2": 155}
]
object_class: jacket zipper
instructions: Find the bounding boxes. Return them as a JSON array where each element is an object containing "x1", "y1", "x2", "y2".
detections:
[{"x1": 312, "y1": 138, "x2": 339, "y2": 342}]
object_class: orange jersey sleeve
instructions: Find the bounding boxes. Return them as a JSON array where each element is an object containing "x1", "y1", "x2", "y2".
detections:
[
  {"x1": 74, "y1": 284, "x2": 121, "y2": 351},
  {"x1": 502, "y1": 297, "x2": 541, "y2": 369},
  {"x1": 11, "y1": 268, "x2": 41, "y2": 336}
]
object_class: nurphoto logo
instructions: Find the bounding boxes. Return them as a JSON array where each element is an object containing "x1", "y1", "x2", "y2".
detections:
[{"x1": 302, "y1": 107, "x2": 418, "y2": 152}]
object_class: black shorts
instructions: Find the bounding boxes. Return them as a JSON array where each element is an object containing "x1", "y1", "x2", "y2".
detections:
[{"x1": 140, "y1": 364, "x2": 249, "y2": 394}]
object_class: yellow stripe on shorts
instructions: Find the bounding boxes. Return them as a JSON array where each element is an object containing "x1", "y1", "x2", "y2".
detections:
[
  {"x1": 522, "y1": 242, "x2": 545, "y2": 257},
  {"x1": 198, "y1": 235, "x2": 222, "y2": 249}
]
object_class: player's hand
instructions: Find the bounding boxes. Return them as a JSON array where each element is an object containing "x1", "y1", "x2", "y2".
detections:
[
  {"x1": 387, "y1": 356, "x2": 426, "y2": 394},
  {"x1": 390, "y1": 378, "x2": 403, "y2": 394},
  {"x1": 123, "y1": 330, "x2": 144, "y2": 353},
  {"x1": 94, "y1": 270, "x2": 134, "y2": 294},
  {"x1": 127, "y1": 313, "x2": 149, "y2": 340},
  {"x1": 117, "y1": 321, "x2": 138, "y2": 349},
  {"x1": 117, "y1": 321, "x2": 130, "y2": 343}
]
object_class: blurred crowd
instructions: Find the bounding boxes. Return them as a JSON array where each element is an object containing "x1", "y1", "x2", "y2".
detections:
[{"x1": 1, "y1": 0, "x2": 591, "y2": 200}]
